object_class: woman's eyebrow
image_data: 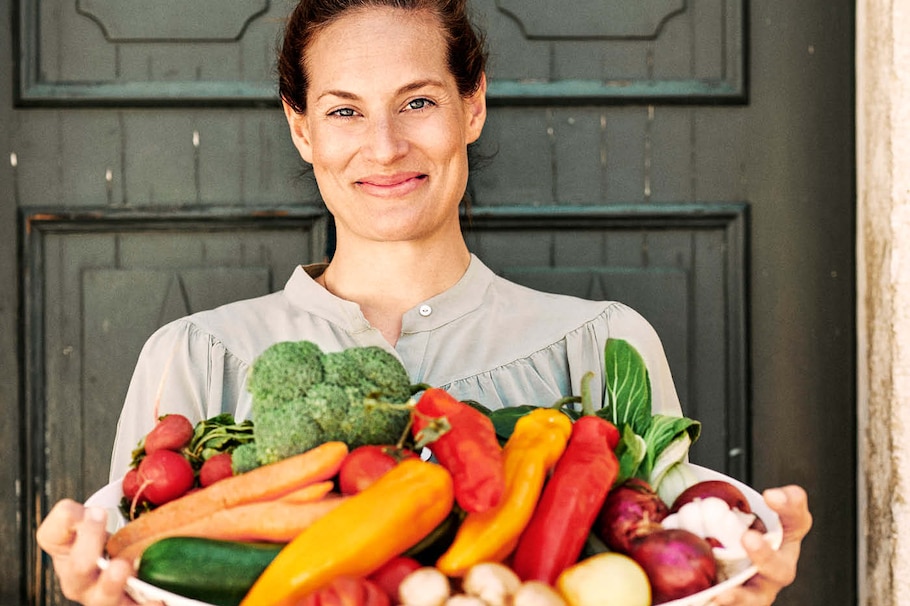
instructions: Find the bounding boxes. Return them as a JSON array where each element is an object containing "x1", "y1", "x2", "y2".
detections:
[
  {"x1": 397, "y1": 78, "x2": 447, "y2": 94},
  {"x1": 317, "y1": 89, "x2": 360, "y2": 102},
  {"x1": 316, "y1": 79, "x2": 447, "y2": 103}
]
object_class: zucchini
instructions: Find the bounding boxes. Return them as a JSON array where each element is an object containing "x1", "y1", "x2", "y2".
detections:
[{"x1": 137, "y1": 536, "x2": 284, "y2": 606}]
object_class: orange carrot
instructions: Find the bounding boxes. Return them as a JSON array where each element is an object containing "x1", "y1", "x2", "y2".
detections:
[
  {"x1": 107, "y1": 441, "x2": 348, "y2": 558},
  {"x1": 117, "y1": 495, "x2": 348, "y2": 562},
  {"x1": 274, "y1": 481, "x2": 335, "y2": 504}
]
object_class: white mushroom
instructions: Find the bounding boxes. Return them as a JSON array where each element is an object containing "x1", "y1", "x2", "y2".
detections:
[
  {"x1": 399, "y1": 567, "x2": 452, "y2": 606},
  {"x1": 462, "y1": 562, "x2": 522, "y2": 606}
]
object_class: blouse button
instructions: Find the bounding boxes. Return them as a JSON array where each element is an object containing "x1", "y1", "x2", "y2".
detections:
[{"x1": 419, "y1": 304, "x2": 432, "y2": 317}]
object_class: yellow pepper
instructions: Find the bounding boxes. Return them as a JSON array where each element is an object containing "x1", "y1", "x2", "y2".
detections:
[
  {"x1": 436, "y1": 407, "x2": 573, "y2": 576},
  {"x1": 241, "y1": 458, "x2": 454, "y2": 606}
]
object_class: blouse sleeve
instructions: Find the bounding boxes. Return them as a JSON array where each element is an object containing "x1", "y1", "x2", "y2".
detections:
[{"x1": 108, "y1": 319, "x2": 251, "y2": 481}]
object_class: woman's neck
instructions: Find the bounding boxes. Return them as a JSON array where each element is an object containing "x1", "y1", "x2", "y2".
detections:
[{"x1": 317, "y1": 239, "x2": 472, "y2": 345}]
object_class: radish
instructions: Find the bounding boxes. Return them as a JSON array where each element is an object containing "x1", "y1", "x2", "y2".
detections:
[
  {"x1": 199, "y1": 452, "x2": 234, "y2": 487},
  {"x1": 144, "y1": 414, "x2": 194, "y2": 454},
  {"x1": 136, "y1": 450, "x2": 195, "y2": 505}
]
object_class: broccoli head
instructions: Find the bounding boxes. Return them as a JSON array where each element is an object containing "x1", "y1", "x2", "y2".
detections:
[
  {"x1": 322, "y1": 346, "x2": 412, "y2": 403},
  {"x1": 230, "y1": 442, "x2": 262, "y2": 474},
  {"x1": 246, "y1": 341, "x2": 413, "y2": 465},
  {"x1": 247, "y1": 340, "x2": 324, "y2": 404}
]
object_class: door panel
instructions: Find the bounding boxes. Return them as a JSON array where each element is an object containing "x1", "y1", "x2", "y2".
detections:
[
  {"x1": 3, "y1": 0, "x2": 855, "y2": 605},
  {"x1": 464, "y1": 206, "x2": 748, "y2": 476},
  {"x1": 22, "y1": 211, "x2": 325, "y2": 604}
]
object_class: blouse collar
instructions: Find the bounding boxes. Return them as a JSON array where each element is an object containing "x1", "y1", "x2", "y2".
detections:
[{"x1": 281, "y1": 254, "x2": 493, "y2": 335}]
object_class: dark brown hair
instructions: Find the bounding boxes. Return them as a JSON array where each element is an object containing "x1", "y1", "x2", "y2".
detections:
[{"x1": 278, "y1": 0, "x2": 488, "y2": 114}]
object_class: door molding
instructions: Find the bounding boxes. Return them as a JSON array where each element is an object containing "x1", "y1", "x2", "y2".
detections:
[
  {"x1": 19, "y1": 205, "x2": 325, "y2": 605},
  {"x1": 15, "y1": 0, "x2": 747, "y2": 106}
]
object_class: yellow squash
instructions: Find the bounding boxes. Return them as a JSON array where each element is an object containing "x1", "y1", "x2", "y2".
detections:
[{"x1": 241, "y1": 458, "x2": 454, "y2": 606}]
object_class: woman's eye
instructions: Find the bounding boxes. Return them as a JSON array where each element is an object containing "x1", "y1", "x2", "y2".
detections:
[
  {"x1": 406, "y1": 98, "x2": 435, "y2": 111},
  {"x1": 329, "y1": 107, "x2": 356, "y2": 118}
]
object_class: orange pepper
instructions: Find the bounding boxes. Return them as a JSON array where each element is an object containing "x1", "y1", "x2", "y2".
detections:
[
  {"x1": 436, "y1": 407, "x2": 573, "y2": 576},
  {"x1": 241, "y1": 458, "x2": 454, "y2": 606}
]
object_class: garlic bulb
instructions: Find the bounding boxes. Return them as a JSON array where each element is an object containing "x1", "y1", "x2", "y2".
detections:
[{"x1": 661, "y1": 496, "x2": 756, "y2": 559}]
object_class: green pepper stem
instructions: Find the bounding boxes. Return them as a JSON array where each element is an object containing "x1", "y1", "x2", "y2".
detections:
[
  {"x1": 551, "y1": 395, "x2": 581, "y2": 410},
  {"x1": 550, "y1": 371, "x2": 597, "y2": 416}
]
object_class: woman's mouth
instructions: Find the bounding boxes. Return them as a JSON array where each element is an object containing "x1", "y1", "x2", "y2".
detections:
[{"x1": 356, "y1": 172, "x2": 428, "y2": 197}]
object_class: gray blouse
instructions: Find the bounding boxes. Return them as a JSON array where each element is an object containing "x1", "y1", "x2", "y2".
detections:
[{"x1": 110, "y1": 254, "x2": 682, "y2": 480}]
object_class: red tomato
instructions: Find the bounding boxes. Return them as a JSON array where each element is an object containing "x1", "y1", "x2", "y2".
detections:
[
  {"x1": 338, "y1": 445, "x2": 419, "y2": 495},
  {"x1": 297, "y1": 576, "x2": 390, "y2": 606},
  {"x1": 367, "y1": 556, "x2": 422, "y2": 603},
  {"x1": 144, "y1": 414, "x2": 194, "y2": 454},
  {"x1": 199, "y1": 452, "x2": 234, "y2": 487},
  {"x1": 136, "y1": 450, "x2": 195, "y2": 505}
]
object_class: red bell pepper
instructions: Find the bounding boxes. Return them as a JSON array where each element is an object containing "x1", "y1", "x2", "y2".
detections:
[
  {"x1": 411, "y1": 388, "x2": 505, "y2": 513},
  {"x1": 510, "y1": 372, "x2": 620, "y2": 585}
]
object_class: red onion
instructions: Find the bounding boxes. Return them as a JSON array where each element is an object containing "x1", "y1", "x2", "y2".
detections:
[
  {"x1": 595, "y1": 478, "x2": 669, "y2": 554},
  {"x1": 670, "y1": 480, "x2": 751, "y2": 514},
  {"x1": 628, "y1": 528, "x2": 717, "y2": 604}
]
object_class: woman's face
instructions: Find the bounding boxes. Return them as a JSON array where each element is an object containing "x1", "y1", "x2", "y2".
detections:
[{"x1": 284, "y1": 7, "x2": 487, "y2": 247}]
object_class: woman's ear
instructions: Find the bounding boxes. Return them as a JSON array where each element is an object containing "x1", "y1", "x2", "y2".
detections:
[
  {"x1": 283, "y1": 100, "x2": 314, "y2": 164},
  {"x1": 464, "y1": 73, "x2": 488, "y2": 145}
]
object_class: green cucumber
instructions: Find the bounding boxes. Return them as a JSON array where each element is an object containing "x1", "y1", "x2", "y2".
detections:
[{"x1": 137, "y1": 537, "x2": 284, "y2": 606}]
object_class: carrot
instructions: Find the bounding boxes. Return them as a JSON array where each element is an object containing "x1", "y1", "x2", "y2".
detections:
[
  {"x1": 107, "y1": 441, "x2": 348, "y2": 558},
  {"x1": 274, "y1": 481, "x2": 335, "y2": 504},
  {"x1": 117, "y1": 495, "x2": 349, "y2": 562}
]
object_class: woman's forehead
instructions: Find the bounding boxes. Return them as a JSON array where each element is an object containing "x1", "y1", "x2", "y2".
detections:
[{"x1": 305, "y1": 7, "x2": 452, "y2": 95}]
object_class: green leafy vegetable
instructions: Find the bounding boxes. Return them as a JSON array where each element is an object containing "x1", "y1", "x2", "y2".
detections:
[
  {"x1": 599, "y1": 338, "x2": 652, "y2": 436},
  {"x1": 642, "y1": 414, "x2": 701, "y2": 481},
  {"x1": 615, "y1": 425, "x2": 648, "y2": 482},
  {"x1": 185, "y1": 413, "x2": 255, "y2": 467},
  {"x1": 599, "y1": 338, "x2": 700, "y2": 488}
]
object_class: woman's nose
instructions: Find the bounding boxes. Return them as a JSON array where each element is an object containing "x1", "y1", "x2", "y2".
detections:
[{"x1": 363, "y1": 115, "x2": 408, "y2": 164}]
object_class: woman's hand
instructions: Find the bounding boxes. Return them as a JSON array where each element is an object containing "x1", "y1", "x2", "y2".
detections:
[
  {"x1": 35, "y1": 499, "x2": 150, "y2": 606},
  {"x1": 713, "y1": 485, "x2": 812, "y2": 605}
]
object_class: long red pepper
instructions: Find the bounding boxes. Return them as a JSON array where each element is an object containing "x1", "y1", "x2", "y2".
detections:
[
  {"x1": 509, "y1": 372, "x2": 621, "y2": 585},
  {"x1": 411, "y1": 388, "x2": 505, "y2": 513}
]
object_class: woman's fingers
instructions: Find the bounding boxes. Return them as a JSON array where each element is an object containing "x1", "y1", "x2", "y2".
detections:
[
  {"x1": 765, "y1": 485, "x2": 813, "y2": 542},
  {"x1": 80, "y1": 558, "x2": 141, "y2": 606},
  {"x1": 36, "y1": 499, "x2": 84, "y2": 556},
  {"x1": 37, "y1": 501, "x2": 137, "y2": 605},
  {"x1": 54, "y1": 507, "x2": 110, "y2": 600}
]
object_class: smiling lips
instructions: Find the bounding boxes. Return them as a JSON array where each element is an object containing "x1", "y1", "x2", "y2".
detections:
[{"x1": 356, "y1": 172, "x2": 428, "y2": 197}]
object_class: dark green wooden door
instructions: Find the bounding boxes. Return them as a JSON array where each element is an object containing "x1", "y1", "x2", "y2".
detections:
[{"x1": 0, "y1": 1, "x2": 854, "y2": 605}]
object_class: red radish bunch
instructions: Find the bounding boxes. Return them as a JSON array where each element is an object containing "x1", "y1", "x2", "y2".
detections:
[
  {"x1": 143, "y1": 414, "x2": 194, "y2": 454},
  {"x1": 199, "y1": 452, "x2": 234, "y2": 487},
  {"x1": 121, "y1": 413, "x2": 241, "y2": 519}
]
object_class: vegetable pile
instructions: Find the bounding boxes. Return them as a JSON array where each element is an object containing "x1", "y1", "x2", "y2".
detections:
[{"x1": 107, "y1": 339, "x2": 779, "y2": 606}]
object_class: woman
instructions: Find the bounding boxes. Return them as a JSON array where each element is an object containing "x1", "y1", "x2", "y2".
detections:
[{"x1": 36, "y1": 1, "x2": 812, "y2": 604}]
